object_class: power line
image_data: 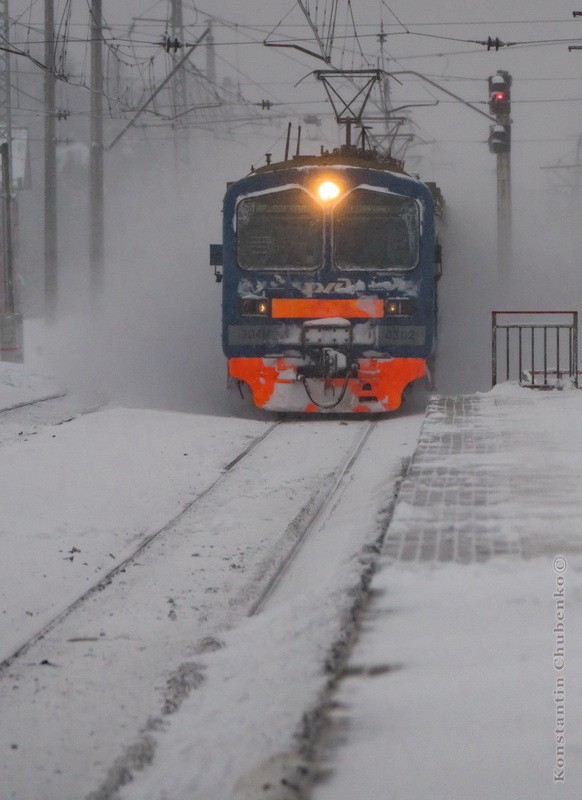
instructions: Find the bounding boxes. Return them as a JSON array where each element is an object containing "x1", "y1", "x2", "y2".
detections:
[
  {"x1": 380, "y1": 1, "x2": 410, "y2": 34},
  {"x1": 12, "y1": 16, "x2": 582, "y2": 30}
]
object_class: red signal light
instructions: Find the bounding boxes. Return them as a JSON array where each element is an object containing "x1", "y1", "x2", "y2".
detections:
[{"x1": 489, "y1": 86, "x2": 510, "y2": 116}]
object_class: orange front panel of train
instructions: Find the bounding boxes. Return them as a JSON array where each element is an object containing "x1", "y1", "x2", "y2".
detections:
[
  {"x1": 271, "y1": 298, "x2": 384, "y2": 319},
  {"x1": 229, "y1": 356, "x2": 426, "y2": 413}
]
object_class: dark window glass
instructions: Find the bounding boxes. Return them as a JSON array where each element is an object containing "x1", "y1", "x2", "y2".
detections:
[
  {"x1": 237, "y1": 188, "x2": 323, "y2": 271},
  {"x1": 334, "y1": 189, "x2": 419, "y2": 271}
]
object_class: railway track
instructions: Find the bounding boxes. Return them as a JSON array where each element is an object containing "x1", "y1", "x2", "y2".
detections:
[
  {"x1": 248, "y1": 421, "x2": 376, "y2": 616},
  {"x1": 0, "y1": 391, "x2": 67, "y2": 414},
  {"x1": 0, "y1": 391, "x2": 102, "y2": 448},
  {"x1": 2, "y1": 419, "x2": 377, "y2": 670},
  {"x1": 0, "y1": 420, "x2": 281, "y2": 673},
  {"x1": 0, "y1": 414, "x2": 397, "y2": 800},
  {"x1": 116, "y1": 413, "x2": 420, "y2": 800}
]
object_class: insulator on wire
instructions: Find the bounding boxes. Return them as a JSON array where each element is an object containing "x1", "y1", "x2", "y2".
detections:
[
  {"x1": 162, "y1": 36, "x2": 181, "y2": 53},
  {"x1": 486, "y1": 36, "x2": 503, "y2": 51}
]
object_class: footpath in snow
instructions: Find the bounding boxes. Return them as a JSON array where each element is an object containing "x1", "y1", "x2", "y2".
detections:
[{"x1": 312, "y1": 385, "x2": 582, "y2": 800}]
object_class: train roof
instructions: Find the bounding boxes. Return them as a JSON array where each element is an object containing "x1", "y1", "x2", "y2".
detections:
[
  {"x1": 252, "y1": 145, "x2": 406, "y2": 176},
  {"x1": 239, "y1": 146, "x2": 444, "y2": 214}
]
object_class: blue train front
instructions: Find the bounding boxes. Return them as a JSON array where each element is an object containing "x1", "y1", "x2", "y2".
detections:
[{"x1": 214, "y1": 150, "x2": 442, "y2": 413}]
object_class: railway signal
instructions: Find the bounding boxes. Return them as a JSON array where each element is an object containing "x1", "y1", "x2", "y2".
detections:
[
  {"x1": 488, "y1": 73, "x2": 511, "y2": 115},
  {"x1": 488, "y1": 123, "x2": 511, "y2": 154},
  {"x1": 487, "y1": 70, "x2": 512, "y2": 273},
  {"x1": 488, "y1": 71, "x2": 511, "y2": 153}
]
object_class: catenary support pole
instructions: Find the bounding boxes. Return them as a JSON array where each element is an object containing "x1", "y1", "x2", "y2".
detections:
[
  {"x1": 0, "y1": 0, "x2": 22, "y2": 361},
  {"x1": 171, "y1": 0, "x2": 189, "y2": 164},
  {"x1": 1, "y1": 141, "x2": 13, "y2": 311},
  {"x1": 44, "y1": 0, "x2": 57, "y2": 320},
  {"x1": 0, "y1": 0, "x2": 12, "y2": 314},
  {"x1": 90, "y1": 0, "x2": 104, "y2": 299}
]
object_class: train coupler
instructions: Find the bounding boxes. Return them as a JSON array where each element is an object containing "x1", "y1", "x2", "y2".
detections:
[{"x1": 297, "y1": 348, "x2": 357, "y2": 380}]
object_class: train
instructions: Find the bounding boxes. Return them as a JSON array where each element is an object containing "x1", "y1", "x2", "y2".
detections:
[{"x1": 211, "y1": 143, "x2": 443, "y2": 413}]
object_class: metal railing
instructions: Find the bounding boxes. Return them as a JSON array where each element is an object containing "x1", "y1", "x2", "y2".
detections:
[{"x1": 492, "y1": 311, "x2": 578, "y2": 388}]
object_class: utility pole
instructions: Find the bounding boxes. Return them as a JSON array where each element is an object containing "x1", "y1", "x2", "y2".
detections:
[
  {"x1": 171, "y1": 0, "x2": 187, "y2": 106},
  {"x1": 1, "y1": 141, "x2": 13, "y2": 306},
  {"x1": 0, "y1": 139, "x2": 18, "y2": 360},
  {"x1": 90, "y1": 0, "x2": 104, "y2": 299},
  {"x1": 0, "y1": 0, "x2": 12, "y2": 189},
  {"x1": 377, "y1": 24, "x2": 391, "y2": 125},
  {"x1": 44, "y1": 0, "x2": 57, "y2": 320},
  {"x1": 487, "y1": 71, "x2": 512, "y2": 275},
  {"x1": 206, "y1": 18, "x2": 216, "y2": 86},
  {"x1": 171, "y1": 0, "x2": 189, "y2": 164},
  {"x1": 0, "y1": 0, "x2": 21, "y2": 361}
]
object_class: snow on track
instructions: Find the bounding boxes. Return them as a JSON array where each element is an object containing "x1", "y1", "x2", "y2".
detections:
[
  {"x1": 0, "y1": 411, "x2": 423, "y2": 800},
  {"x1": 0, "y1": 392, "x2": 101, "y2": 447},
  {"x1": 0, "y1": 363, "x2": 65, "y2": 413},
  {"x1": 0, "y1": 407, "x2": 270, "y2": 666},
  {"x1": 116, "y1": 415, "x2": 423, "y2": 800}
]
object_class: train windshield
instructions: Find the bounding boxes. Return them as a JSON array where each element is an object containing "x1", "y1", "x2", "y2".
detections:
[
  {"x1": 236, "y1": 188, "x2": 323, "y2": 271},
  {"x1": 333, "y1": 188, "x2": 419, "y2": 271}
]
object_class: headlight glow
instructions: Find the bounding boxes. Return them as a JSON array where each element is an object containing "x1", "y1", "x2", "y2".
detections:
[
  {"x1": 317, "y1": 180, "x2": 341, "y2": 202},
  {"x1": 240, "y1": 298, "x2": 271, "y2": 317},
  {"x1": 384, "y1": 299, "x2": 416, "y2": 317}
]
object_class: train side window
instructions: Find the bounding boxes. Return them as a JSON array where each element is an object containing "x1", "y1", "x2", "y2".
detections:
[
  {"x1": 236, "y1": 188, "x2": 323, "y2": 271},
  {"x1": 333, "y1": 188, "x2": 419, "y2": 271}
]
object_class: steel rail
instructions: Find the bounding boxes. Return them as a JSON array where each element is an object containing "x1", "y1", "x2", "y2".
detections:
[
  {"x1": 0, "y1": 391, "x2": 67, "y2": 414},
  {"x1": 0, "y1": 420, "x2": 281, "y2": 673},
  {"x1": 248, "y1": 420, "x2": 376, "y2": 616}
]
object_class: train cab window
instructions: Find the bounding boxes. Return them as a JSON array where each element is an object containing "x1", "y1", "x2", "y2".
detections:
[
  {"x1": 236, "y1": 188, "x2": 323, "y2": 270},
  {"x1": 333, "y1": 188, "x2": 419, "y2": 271}
]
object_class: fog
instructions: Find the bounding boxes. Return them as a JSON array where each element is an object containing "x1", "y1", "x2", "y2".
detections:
[
  {"x1": 20, "y1": 133, "x2": 247, "y2": 415},
  {"x1": 11, "y1": 0, "x2": 582, "y2": 411}
]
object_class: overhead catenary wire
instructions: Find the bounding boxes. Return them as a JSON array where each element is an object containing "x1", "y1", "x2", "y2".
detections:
[
  {"x1": 5, "y1": 2, "x2": 582, "y2": 142},
  {"x1": 106, "y1": 26, "x2": 210, "y2": 151},
  {"x1": 348, "y1": 0, "x2": 369, "y2": 66},
  {"x1": 381, "y1": 1, "x2": 410, "y2": 34}
]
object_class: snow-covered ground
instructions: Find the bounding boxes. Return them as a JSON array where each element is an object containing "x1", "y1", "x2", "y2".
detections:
[
  {"x1": 0, "y1": 361, "x2": 422, "y2": 800},
  {"x1": 0, "y1": 362, "x2": 269, "y2": 663},
  {"x1": 2, "y1": 364, "x2": 581, "y2": 800},
  {"x1": 312, "y1": 559, "x2": 582, "y2": 800},
  {"x1": 0, "y1": 362, "x2": 65, "y2": 411},
  {"x1": 313, "y1": 385, "x2": 582, "y2": 800}
]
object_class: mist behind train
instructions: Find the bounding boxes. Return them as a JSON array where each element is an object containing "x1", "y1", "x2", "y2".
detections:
[{"x1": 22, "y1": 131, "x2": 261, "y2": 416}]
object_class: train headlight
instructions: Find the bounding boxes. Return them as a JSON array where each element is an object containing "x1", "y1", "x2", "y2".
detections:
[
  {"x1": 240, "y1": 298, "x2": 271, "y2": 317},
  {"x1": 384, "y1": 299, "x2": 415, "y2": 317},
  {"x1": 317, "y1": 180, "x2": 341, "y2": 202}
]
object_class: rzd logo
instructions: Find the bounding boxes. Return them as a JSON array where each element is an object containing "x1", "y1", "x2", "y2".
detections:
[{"x1": 304, "y1": 278, "x2": 355, "y2": 297}]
